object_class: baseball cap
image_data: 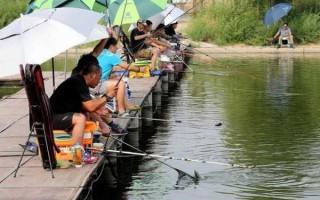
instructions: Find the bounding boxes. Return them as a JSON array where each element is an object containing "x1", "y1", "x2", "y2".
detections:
[{"x1": 137, "y1": 18, "x2": 147, "y2": 26}]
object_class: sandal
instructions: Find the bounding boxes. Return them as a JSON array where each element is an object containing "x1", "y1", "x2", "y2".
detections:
[
  {"x1": 127, "y1": 105, "x2": 140, "y2": 111},
  {"x1": 118, "y1": 111, "x2": 130, "y2": 117}
]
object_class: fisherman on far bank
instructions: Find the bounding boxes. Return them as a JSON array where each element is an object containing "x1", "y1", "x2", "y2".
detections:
[{"x1": 273, "y1": 22, "x2": 294, "y2": 48}]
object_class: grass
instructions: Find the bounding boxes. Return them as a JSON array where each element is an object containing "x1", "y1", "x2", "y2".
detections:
[{"x1": 0, "y1": 87, "x2": 22, "y2": 99}]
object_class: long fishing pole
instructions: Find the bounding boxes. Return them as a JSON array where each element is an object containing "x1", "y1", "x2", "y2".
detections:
[
  {"x1": 107, "y1": 135, "x2": 199, "y2": 180},
  {"x1": 178, "y1": 41, "x2": 265, "y2": 81},
  {"x1": 92, "y1": 149, "x2": 255, "y2": 169},
  {"x1": 112, "y1": 114, "x2": 223, "y2": 126},
  {"x1": 174, "y1": 54, "x2": 194, "y2": 73},
  {"x1": 112, "y1": 114, "x2": 182, "y2": 123}
]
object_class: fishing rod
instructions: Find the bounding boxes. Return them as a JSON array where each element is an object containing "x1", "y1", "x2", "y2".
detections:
[
  {"x1": 112, "y1": 114, "x2": 182, "y2": 123},
  {"x1": 112, "y1": 114, "x2": 223, "y2": 126},
  {"x1": 177, "y1": 41, "x2": 265, "y2": 81},
  {"x1": 174, "y1": 54, "x2": 194, "y2": 73},
  {"x1": 106, "y1": 135, "x2": 199, "y2": 181},
  {"x1": 90, "y1": 149, "x2": 255, "y2": 169}
]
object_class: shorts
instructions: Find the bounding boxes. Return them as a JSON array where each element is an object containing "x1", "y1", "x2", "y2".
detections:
[
  {"x1": 89, "y1": 80, "x2": 108, "y2": 96},
  {"x1": 52, "y1": 112, "x2": 74, "y2": 131},
  {"x1": 136, "y1": 48, "x2": 152, "y2": 58}
]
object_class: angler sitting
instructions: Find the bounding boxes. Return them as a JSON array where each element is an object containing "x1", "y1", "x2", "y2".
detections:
[
  {"x1": 130, "y1": 18, "x2": 160, "y2": 70},
  {"x1": 165, "y1": 21, "x2": 181, "y2": 42},
  {"x1": 273, "y1": 22, "x2": 294, "y2": 48},
  {"x1": 50, "y1": 54, "x2": 118, "y2": 143}
]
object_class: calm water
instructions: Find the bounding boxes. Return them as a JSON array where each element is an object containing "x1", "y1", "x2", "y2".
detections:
[{"x1": 95, "y1": 54, "x2": 320, "y2": 200}]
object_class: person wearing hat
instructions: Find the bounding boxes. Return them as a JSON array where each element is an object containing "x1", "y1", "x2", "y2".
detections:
[
  {"x1": 165, "y1": 21, "x2": 180, "y2": 42},
  {"x1": 130, "y1": 18, "x2": 160, "y2": 70}
]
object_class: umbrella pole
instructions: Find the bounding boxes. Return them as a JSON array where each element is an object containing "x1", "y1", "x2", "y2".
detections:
[
  {"x1": 105, "y1": 0, "x2": 112, "y2": 26},
  {"x1": 64, "y1": 50, "x2": 68, "y2": 80},
  {"x1": 51, "y1": 58, "x2": 55, "y2": 91}
]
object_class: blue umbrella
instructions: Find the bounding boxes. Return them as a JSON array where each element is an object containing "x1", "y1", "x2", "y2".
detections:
[{"x1": 263, "y1": 3, "x2": 292, "y2": 25}]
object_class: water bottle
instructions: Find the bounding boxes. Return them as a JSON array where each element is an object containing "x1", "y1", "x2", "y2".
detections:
[
  {"x1": 74, "y1": 142, "x2": 82, "y2": 168},
  {"x1": 124, "y1": 78, "x2": 131, "y2": 100}
]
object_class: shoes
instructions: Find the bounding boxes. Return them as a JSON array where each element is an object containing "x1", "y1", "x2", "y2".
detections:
[
  {"x1": 19, "y1": 141, "x2": 38, "y2": 154},
  {"x1": 127, "y1": 105, "x2": 140, "y2": 111},
  {"x1": 118, "y1": 111, "x2": 131, "y2": 117},
  {"x1": 110, "y1": 122, "x2": 128, "y2": 134},
  {"x1": 276, "y1": 44, "x2": 281, "y2": 49}
]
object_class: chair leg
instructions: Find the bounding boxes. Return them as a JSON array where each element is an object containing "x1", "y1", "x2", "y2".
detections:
[
  {"x1": 14, "y1": 123, "x2": 55, "y2": 178},
  {"x1": 14, "y1": 124, "x2": 35, "y2": 178}
]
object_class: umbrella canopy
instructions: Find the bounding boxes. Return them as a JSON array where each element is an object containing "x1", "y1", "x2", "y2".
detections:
[
  {"x1": 263, "y1": 3, "x2": 293, "y2": 25},
  {"x1": 0, "y1": 8, "x2": 106, "y2": 78},
  {"x1": 108, "y1": 0, "x2": 167, "y2": 25},
  {"x1": 128, "y1": 4, "x2": 184, "y2": 32},
  {"x1": 26, "y1": 0, "x2": 107, "y2": 14}
]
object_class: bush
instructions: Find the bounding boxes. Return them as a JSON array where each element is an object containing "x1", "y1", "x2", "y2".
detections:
[
  {"x1": 290, "y1": 12, "x2": 320, "y2": 43},
  {"x1": 0, "y1": 0, "x2": 29, "y2": 28}
]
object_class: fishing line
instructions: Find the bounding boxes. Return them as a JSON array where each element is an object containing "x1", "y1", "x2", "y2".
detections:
[{"x1": 108, "y1": 135, "x2": 199, "y2": 180}]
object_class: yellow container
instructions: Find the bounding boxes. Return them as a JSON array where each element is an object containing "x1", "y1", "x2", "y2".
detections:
[
  {"x1": 129, "y1": 65, "x2": 150, "y2": 78},
  {"x1": 53, "y1": 121, "x2": 97, "y2": 147}
]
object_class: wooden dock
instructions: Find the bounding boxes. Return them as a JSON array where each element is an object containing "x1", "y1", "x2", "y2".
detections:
[{"x1": 0, "y1": 71, "x2": 162, "y2": 200}]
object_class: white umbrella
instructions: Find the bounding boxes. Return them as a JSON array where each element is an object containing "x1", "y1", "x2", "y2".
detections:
[
  {"x1": 128, "y1": 4, "x2": 184, "y2": 32},
  {"x1": 0, "y1": 7, "x2": 105, "y2": 78},
  {"x1": 84, "y1": 24, "x2": 109, "y2": 44}
]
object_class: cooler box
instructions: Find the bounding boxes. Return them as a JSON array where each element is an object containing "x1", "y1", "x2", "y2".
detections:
[
  {"x1": 129, "y1": 61, "x2": 151, "y2": 78},
  {"x1": 54, "y1": 121, "x2": 98, "y2": 161}
]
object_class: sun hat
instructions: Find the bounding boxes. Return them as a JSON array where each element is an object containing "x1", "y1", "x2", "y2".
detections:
[{"x1": 137, "y1": 18, "x2": 147, "y2": 26}]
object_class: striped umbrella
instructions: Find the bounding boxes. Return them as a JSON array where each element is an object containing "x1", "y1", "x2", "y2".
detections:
[
  {"x1": 108, "y1": 0, "x2": 167, "y2": 25},
  {"x1": 26, "y1": 0, "x2": 107, "y2": 14}
]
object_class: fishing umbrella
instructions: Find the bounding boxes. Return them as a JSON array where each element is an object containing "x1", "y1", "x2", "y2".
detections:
[
  {"x1": 26, "y1": 0, "x2": 108, "y2": 14},
  {"x1": 128, "y1": 3, "x2": 185, "y2": 31},
  {"x1": 0, "y1": 8, "x2": 106, "y2": 78},
  {"x1": 263, "y1": 3, "x2": 292, "y2": 25},
  {"x1": 108, "y1": 0, "x2": 167, "y2": 25}
]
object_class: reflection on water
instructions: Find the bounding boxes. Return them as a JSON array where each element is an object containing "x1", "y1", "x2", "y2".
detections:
[{"x1": 96, "y1": 55, "x2": 320, "y2": 200}]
